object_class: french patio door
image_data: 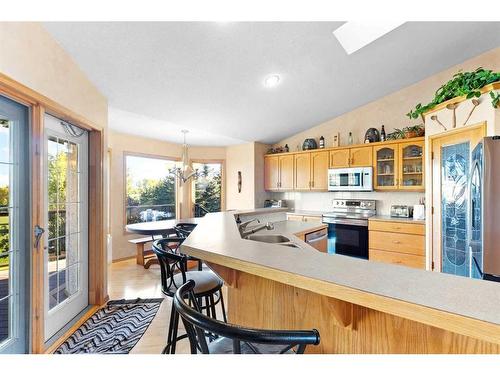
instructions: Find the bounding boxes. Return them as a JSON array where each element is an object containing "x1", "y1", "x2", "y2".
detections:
[
  {"x1": 0, "y1": 95, "x2": 29, "y2": 354},
  {"x1": 44, "y1": 114, "x2": 89, "y2": 341}
]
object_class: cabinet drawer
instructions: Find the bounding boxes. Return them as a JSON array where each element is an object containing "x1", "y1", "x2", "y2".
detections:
[
  {"x1": 369, "y1": 220, "x2": 425, "y2": 235},
  {"x1": 369, "y1": 231, "x2": 425, "y2": 256},
  {"x1": 303, "y1": 215, "x2": 322, "y2": 223},
  {"x1": 369, "y1": 249, "x2": 426, "y2": 269}
]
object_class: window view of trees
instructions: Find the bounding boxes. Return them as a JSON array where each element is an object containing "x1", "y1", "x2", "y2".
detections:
[
  {"x1": 126, "y1": 155, "x2": 177, "y2": 224},
  {"x1": 192, "y1": 162, "x2": 222, "y2": 217}
]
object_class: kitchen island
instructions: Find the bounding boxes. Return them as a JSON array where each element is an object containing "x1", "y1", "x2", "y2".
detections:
[{"x1": 181, "y1": 210, "x2": 500, "y2": 353}]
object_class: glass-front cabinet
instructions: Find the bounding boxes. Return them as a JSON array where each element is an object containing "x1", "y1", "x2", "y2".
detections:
[
  {"x1": 373, "y1": 140, "x2": 424, "y2": 191},
  {"x1": 399, "y1": 141, "x2": 424, "y2": 191},
  {"x1": 374, "y1": 144, "x2": 398, "y2": 190}
]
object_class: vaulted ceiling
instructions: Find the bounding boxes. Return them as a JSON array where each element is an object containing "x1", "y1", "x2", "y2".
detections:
[{"x1": 43, "y1": 22, "x2": 500, "y2": 145}]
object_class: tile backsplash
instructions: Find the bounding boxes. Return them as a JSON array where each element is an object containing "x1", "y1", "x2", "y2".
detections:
[{"x1": 271, "y1": 191, "x2": 425, "y2": 216}]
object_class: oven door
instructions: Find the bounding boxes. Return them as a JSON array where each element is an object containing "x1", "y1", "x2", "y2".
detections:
[
  {"x1": 323, "y1": 217, "x2": 369, "y2": 259},
  {"x1": 328, "y1": 167, "x2": 372, "y2": 191}
]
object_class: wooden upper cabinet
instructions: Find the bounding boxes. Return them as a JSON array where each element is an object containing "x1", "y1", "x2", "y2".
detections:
[
  {"x1": 398, "y1": 141, "x2": 424, "y2": 191},
  {"x1": 310, "y1": 151, "x2": 329, "y2": 191},
  {"x1": 350, "y1": 146, "x2": 372, "y2": 167},
  {"x1": 329, "y1": 147, "x2": 372, "y2": 168},
  {"x1": 278, "y1": 154, "x2": 294, "y2": 190},
  {"x1": 329, "y1": 149, "x2": 350, "y2": 168},
  {"x1": 373, "y1": 144, "x2": 399, "y2": 190},
  {"x1": 294, "y1": 153, "x2": 311, "y2": 190},
  {"x1": 264, "y1": 155, "x2": 280, "y2": 191}
]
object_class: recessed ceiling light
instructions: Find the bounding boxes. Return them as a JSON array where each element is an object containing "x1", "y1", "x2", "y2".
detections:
[
  {"x1": 333, "y1": 21, "x2": 405, "y2": 55},
  {"x1": 264, "y1": 74, "x2": 281, "y2": 88}
]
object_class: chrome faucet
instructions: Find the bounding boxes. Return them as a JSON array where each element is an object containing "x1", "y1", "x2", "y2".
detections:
[
  {"x1": 238, "y1": 218, "x2": 259, "y2": 234},
  {"x1": 240, "y1": 221, "x2": 275, "y2": 238}
]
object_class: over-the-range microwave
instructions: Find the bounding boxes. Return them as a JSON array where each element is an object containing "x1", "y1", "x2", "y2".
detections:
[{"x1": 327, "y1": 167, "x2": 373, "y2": 192}]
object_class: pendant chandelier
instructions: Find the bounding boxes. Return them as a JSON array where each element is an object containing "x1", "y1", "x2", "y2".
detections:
[{"x1": 169, "y1": 129, "x2": 199, "y2": 183}]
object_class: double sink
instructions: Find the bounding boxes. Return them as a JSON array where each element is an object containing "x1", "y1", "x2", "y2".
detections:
[{"x1": 245, "y1": 234, "x2": 300, "y2": 248}]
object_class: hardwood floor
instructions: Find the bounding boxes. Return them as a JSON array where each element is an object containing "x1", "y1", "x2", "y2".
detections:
[{"x1": 108, "y1": 259, "x2": 191, "y2": 354}]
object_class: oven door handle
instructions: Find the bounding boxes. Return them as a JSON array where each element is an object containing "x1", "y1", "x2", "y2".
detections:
[{"x1": 322, "y1": 217, "x2": 368, "y2": 227}]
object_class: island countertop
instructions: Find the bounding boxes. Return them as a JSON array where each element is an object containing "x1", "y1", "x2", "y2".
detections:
[{"x1": 181, "y1": 211, "x2": 500, "y2": 345}]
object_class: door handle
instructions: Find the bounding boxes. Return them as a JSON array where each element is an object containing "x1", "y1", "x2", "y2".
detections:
[{"x1": 34, "y1": 225, "x2": 45, "y2": 249}]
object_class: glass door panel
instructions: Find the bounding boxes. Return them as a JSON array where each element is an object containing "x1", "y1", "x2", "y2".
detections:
[
  {"x1": 374, "y1": 146, "x2": 397, "y2": 189},
  {"x1": 0, "y1": 95, "x2": 29, "y2": 354},
  {"x1": 441, "y1": 141, "x2": 470, "y2": 277},
  {"x1": 44, "y1": 114, "x2": 88, "y2": 341},
  {"x1": 400, "y1": 142, "x2": 424, "y2": 190}
]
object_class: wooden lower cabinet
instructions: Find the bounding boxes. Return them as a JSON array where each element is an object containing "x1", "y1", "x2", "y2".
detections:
[
  {"x1": 369, "y1": 249, "x2": 426, "y2": 269},
  {"x1": 303, "y1": 215, "x2": 322, "y2": 223},
  {"x1": 286, "y1": 213, "x2": 322, "y2": 223},
  {"x1": 286, "y1": 214, "x2": 305, "y2": 221},
  {"x1": 369, "y1": 219, "x2": 425, "y2": 269}
]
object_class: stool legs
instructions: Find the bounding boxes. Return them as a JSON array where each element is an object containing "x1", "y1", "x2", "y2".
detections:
[{"x1": 163, "y1": 288, "x2": 227, "y2": 354}]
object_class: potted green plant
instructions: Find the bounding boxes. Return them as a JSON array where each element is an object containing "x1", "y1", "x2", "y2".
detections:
[
  {"x1": 403, "y1": 124, "x2": 425, "y2": 139},
  {"x1": 407, "y1": 67, "x2": 500, "y2": 120}
]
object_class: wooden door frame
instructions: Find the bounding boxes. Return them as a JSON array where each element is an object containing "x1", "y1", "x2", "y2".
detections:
[
  {"x1": 429, "y1": 122, "x2": 487, "y2": 273},
  {"x1": 188, "y1": 159, "x2": 226, "y2": 217},
  {"x1": 0, "y1": 73, "x2": 107, "y2": 353}
]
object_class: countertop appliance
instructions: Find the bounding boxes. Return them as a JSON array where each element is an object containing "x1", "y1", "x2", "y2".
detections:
[
  {"x1": 264, "y1": 199, "x2": 286, "y2": 208},
  {"x1": 390, "y1": 205, "x2": 413, "y2": 218},
  {"x1": 328, "y1": 167, "x2": 373, "y2": 192},
  {"x1": 304, "y1": 228, "x2": 328, "y2": 253},
  {"x1": 468, "y1": 137, "x2": 500, "y2": 282},
  {"x1": 322, "y1": 199, "x2": 376, "y2": 259}
]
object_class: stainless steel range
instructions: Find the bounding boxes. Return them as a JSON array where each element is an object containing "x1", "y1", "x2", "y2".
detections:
[{"x1": 322, "y1": 199, "x2": 376, "y2": 259}]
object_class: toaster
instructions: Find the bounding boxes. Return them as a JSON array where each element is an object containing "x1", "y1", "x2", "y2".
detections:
[{"x1": 390, "y1": 205, "x2": 413, "y2": 218}]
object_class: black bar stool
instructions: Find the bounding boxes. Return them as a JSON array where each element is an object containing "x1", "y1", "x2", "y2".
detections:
[
  {"x1": 174, "y1": 223, "x2": 202, "y2": 270},
  {"x1": 174, "y1": 280, "x2": 320, "y2": 354},
  {"x1": 174, "y1": 223, "x2": 198, "y2": 238},
  {"x1": 152, "y1": 238, "x2": 227, "y2": 354}
]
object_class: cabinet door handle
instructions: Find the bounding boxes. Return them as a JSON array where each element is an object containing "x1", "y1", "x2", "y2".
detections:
[
  {"x1": 311, "y1": 180, "x2": 314, "y2": 188},
  {"x1": 393, "y1": 226, "x2": 401, "y2": 230},
  {"x1": 392, "y1": 240, "x2": 401, "y2": 244}
]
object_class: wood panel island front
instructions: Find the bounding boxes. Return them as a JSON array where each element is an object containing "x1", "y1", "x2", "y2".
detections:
[{"x1": 180, "y1": 210, "x2": 500, "y2": 354}]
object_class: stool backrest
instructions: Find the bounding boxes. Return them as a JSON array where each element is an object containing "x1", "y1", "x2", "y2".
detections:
[
  {"x1": 152, "y1": 238, "x2": 188, "y2": 296},
  {"x1": 174, "y1": 223, "x2": 197, "y2": 238},
  {"x1": 174, "y1": 280, "x2": 320, "y2": 354}
]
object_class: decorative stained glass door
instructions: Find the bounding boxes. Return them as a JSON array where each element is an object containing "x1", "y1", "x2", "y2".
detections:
[
  {"x1": 0, "y1": 95, "x2": 29, "y2": 354},
  {"x1": 44, "y1": 114, "x2": 88, "y2": 340},
  {"x1": 431, "y1": 124, "x2": 486, "y2": 275}
]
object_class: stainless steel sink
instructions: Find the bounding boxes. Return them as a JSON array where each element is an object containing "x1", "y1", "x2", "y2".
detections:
[
  {"x1": 245, "y1": 234, "x2": 291, "y2": 243},
  {"x1": 279, "y1": 243, "x2": 300, "y2": 248}
]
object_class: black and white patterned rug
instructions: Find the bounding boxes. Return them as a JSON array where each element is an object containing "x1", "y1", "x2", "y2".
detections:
[{"x1": 55, "y1": 298, "x2": 163, "y2": 354}]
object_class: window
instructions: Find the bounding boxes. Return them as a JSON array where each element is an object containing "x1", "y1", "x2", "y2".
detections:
[
  {"x1": 125, "y1": 154, "x2": 177, "y2": 224},
  {"x1": 191, "y1": 161, "x2": 223, "y2": 217}
]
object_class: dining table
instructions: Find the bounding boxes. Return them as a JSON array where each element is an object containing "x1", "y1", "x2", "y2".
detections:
[
  {"x1": 125, "y1": 217, "x2": 204, "y2": 268},
  {"x1": 125, "y1": 217, "x2": 203, "y2": 236}
]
